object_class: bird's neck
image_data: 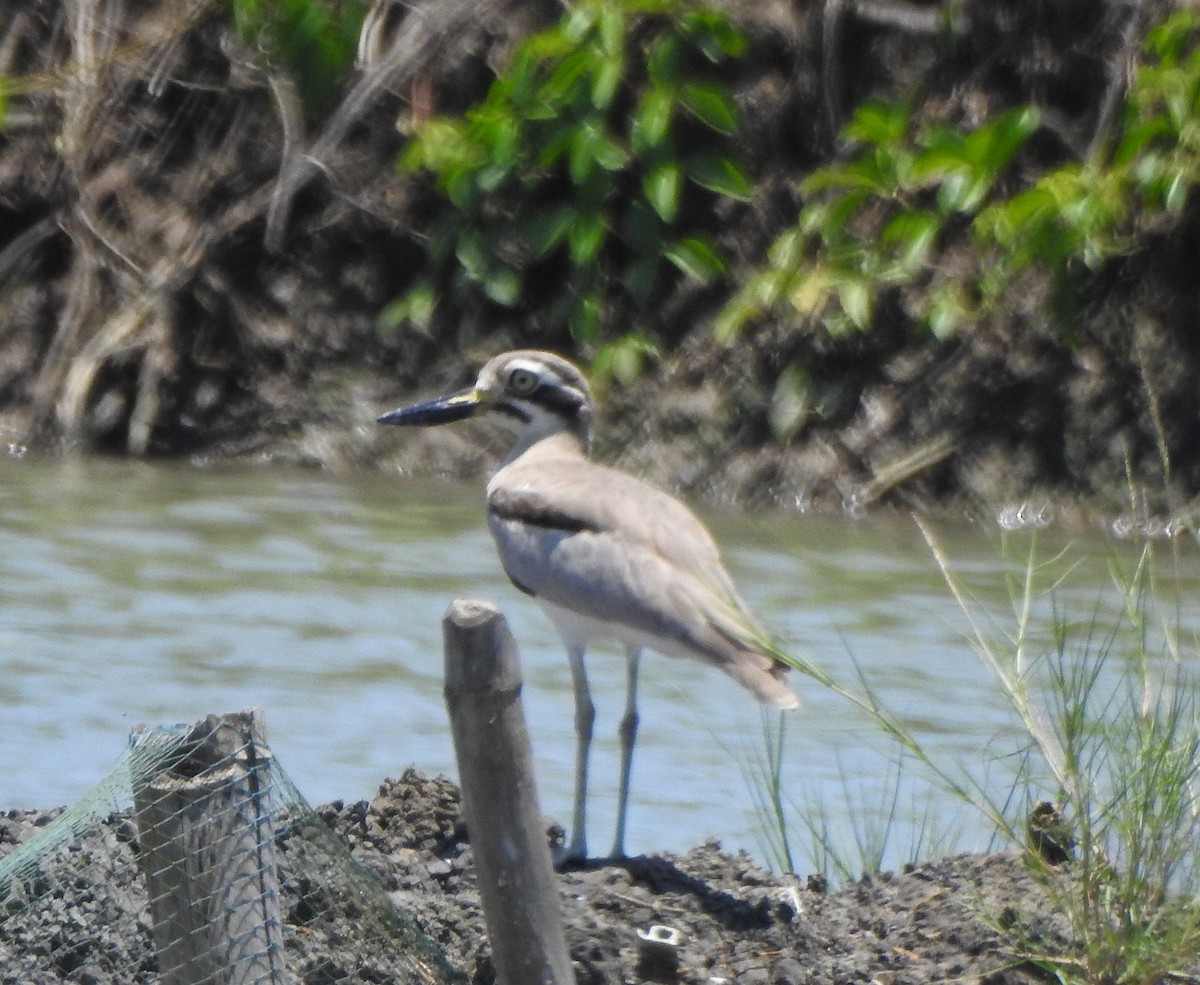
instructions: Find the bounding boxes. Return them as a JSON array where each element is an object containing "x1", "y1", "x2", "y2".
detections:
[{"x1": 503, "y1": 427, "x2": 590, "y2": 466}]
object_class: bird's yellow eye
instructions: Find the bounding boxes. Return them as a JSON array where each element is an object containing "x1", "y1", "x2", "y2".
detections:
[{"x1": 508, "y1": 368, "x2": 539, "y2": 395}]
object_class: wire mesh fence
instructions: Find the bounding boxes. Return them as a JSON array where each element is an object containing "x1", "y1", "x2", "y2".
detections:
[{"x1": 0, "y1": 711, "x2": 463, "y2": 985}]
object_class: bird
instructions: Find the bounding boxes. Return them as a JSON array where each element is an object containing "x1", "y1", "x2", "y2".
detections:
[{"x1": 377, "y1": 349, "x2": 801, "y2": 863}]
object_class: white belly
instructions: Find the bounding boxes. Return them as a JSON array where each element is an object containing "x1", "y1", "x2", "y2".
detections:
[{"x1": 536, "y1": 596, "x2": 699, "y2": 662}]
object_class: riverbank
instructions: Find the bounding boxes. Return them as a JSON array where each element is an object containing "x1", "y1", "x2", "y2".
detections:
[
  {"x1": 1, "y1": 770, "x2": 1080, "y2": 985},
  {"x1": 3, "y1": 1, "x2": 1200, "y2": 526},
  {"x1": 309, "y1": 772, "x2": 1078, "y2": 985}
]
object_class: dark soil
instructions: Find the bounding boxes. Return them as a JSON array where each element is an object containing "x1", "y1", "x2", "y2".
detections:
[{"x1": 1, "y1": 770, "x2": 1082, "y2": 985}]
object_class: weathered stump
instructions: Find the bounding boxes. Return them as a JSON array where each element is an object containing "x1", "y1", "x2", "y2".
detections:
[
  {"x1": 443, "y1": 600, "x2": 575, "y2": 985},
  {"x1": 132, "y1": 710, "x2": 289, "y2": 985}
]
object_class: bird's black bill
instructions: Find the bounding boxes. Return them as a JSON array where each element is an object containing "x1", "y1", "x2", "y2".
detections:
[{"x1": 376, "y1": 387, "x2": 485, "y2": 427}]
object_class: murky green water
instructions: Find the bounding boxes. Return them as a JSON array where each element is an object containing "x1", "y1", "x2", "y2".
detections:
[{"x1": 2, "y1": 455, "x2": 1196, "y2": 870}]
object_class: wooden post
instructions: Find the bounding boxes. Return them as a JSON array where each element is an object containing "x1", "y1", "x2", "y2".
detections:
[
  {"x1": 132, "y1": 710, "x2": 290, "y2": 985},
  {"x1": 442, "y1": 600, "x2": 575, "y2": 985}
]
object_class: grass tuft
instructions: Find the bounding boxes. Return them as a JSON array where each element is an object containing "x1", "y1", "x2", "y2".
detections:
[{"x1": 750, "y1": 519, "x2": 1200, "y2": 985}]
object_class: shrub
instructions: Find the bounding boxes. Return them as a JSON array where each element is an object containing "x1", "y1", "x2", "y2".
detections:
[
  {"x1": 390, "y1": 0, "x2": 752, "y2": 375},
  {"x1": 718, "y1": 10, "x2": 1200, "y2": 345}
]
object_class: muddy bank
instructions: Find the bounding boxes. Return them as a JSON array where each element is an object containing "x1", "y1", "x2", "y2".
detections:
[
  {"x1": 2, "y1": 1, "x2": 1199, "y2": 522},
  {"x1": 1, "y1": 769, "x2": 1083, "y2": 985}
]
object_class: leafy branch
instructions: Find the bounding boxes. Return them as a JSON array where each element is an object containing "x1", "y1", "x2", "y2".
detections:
[
  {"x1": 719, "y1": 10, "x2": 1200, "y2": 346},
  {"x1": 390, "y1": 0, "x2": 753, "y2": 375}
]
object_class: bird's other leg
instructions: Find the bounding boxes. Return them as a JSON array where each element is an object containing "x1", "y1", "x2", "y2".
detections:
[
  {"x1": 610, "y1": 645, "x2": 641, "y2": 860},
  {"x1": 558, "y1": 642, "x2": 593, "y2": 867}
]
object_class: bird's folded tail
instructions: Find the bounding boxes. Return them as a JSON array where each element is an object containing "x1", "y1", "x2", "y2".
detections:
[
  {"x1": 710, "y1": 625, "x2": 802, "y2": 710},
  {"x1": 731, "y1": 658, "x2": 802, "y2": 710},
  {"x1": 701, "y1": 583, "x2": 822, "y2": 711}
]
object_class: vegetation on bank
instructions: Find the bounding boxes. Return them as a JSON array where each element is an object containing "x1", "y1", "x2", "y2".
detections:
[
  {"x1": 385, "y1": 2, "x2": 1200, "y2": 384},
  {"x1": 228, "y1": 0, "x2": 366, "y2": 107},
  {"x1": 720, "y1": 10, "x2": 1200, "y2": 347},
  {"x1": 753, "y1": 530, "x2": 1200, "y2": 985},
  {"x1": 391, "y1": 0, "x2": 755, "y2": 384},
  {"x1": 394, "y1": 3, "x2": 1200, "y2": 361},
  {"x1": 2, "y1": 0, "x2": 1200, "y2": 503}
]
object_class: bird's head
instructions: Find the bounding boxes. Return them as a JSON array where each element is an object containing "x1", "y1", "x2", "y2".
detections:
[{"x1": 377, "y1": 350, "x2": 595, "y2": 456}]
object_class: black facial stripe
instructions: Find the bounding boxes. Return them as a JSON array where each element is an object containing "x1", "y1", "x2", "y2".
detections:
[
  {"x1": 533, "y1": 382, "x2": 585, "y2": 418},
  {"x1": 494, "y1": 401, "x2": 532, "y2": 423}
]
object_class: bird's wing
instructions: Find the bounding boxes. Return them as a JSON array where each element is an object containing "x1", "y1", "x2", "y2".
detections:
[{"x1": 487, "y1": 459, "x2": 775, "y2": 660}]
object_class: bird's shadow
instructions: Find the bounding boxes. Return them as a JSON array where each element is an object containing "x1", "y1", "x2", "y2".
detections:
[{"x1": 561, "y1": 853, "x2": 776, "y2": 932}]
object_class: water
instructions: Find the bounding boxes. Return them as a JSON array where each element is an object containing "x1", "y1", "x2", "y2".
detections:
[{"x1": 1, "y1": 455, "x2": 1197, "y2": 872}]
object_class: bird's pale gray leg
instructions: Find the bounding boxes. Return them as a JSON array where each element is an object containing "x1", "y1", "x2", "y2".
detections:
[
  {"x1": 610, "y1": 645, "x2": 641, "y2": 860},
  {"x1": 559, "y1": 642, "x2": 593, "y2": 866}
]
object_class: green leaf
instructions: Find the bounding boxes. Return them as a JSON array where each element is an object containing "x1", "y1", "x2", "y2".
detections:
[
  {"x1": 1115, "y1": 117, "x2": 1173, "y2": 167},
  {"x1": 377, "y1": 282, "x2": 437, "y2": 331},
  {"x1": 837, "y1": 278, "x2": 873, "y2": 329},
  {"x1": 936, "y1": 170, "x2": 990, "y2": 214},
  {"x1": 488, "y1": 116, "x2": 521, "y2": 169},
  {"x1": 799, "y1": 186, "x2": 871, "y2": 240},
  {"x1": 454, "y1": 230, "x2": 489, "y2": 280},
  {"x1": 644, "y1": 161, "x2": 681, "y2": 222},
  {"x1": 622, "y1": 254, "x2": 660, "y2": 304},
  {"x1": 765, "y1": 227, "x2": 806, "y2": 269},
  {"x1": 400, "y1": 118, "x2": 474, "y2": 174},
  {"x1": 843, "y1": 99, "x2": 911, "y2": 148},
  {"x1": 684, "y1": 154, "x2": 753, "y2": 200},
  {"x1": 518, "y1": 27, "x2": 574, "y2": 63},
  {"x1": 631, "y1": 86, "x2": 674, "y2": 153},
  {"x1": 545, "y1": 50, "x2": 596, "y2": 104},
  {"x1": 476, "y1": 162, "x2": 512, "y2": 193},
  {"x1": 713, "y1": 296, "x2": 752, "y2": 344},
  {"x1": 445, "y1": 166, "x2": 481, "y2": 211},
  {"x1": 969, "y1": 105, "x2": 1039, "y2": 172},
  {"x1": 679, "y1": 82, "x2": 738, "y2": 134},
  {"x1": 802, "y1": 160, "x2": 890, "y2": 197},
  {"x1": 664, "y1": 236, "x2": 727, "y2": 281},
  {"x1": 523, "y1": 206, "x2": 577, "y2": 258},
  {"x1": 569, "y1": 125, "x2": 600, "y2": 184},
  {"x1": 483, "y1": 266, "x2": 521, "y2": 306},
  {"x1": 1164, "y1": 170, "x2": 1189, "y2": 214},
  {"x1": 681, "y1": 10, "x2": 747, "y2": 60},
  {"x1": 925, "y1": 285, "x2": 967, "y2": 339},
  {"x1": 569, "y1": 294, "x2": 603, "y2": 342},
  {"x1": 522, "y1": 96, "x2": 562, "y2": 122},
  {"x1": 909, "y1": 145, "x2": 970, "y2": 190},
  {"x1": 562, "y1": 4, "x2": 598, "y2": 43},
  {"x1": 912, "y1": 106, "x2": 1037, "y2": 213},
  {"x1": 592, "y1": 132, "x2": 630, "y2": 171},
  {"x1": 592, "y1": 54, "x2": 623, "y2": 110},
  {"x1": 598, "y1": 4, "x2": 624, "y2": 55},
  {"x1": 231, "y1": 0, "x2": 363, "y2": 107},
  {"x1": 881, "y1": 210, "x2": 939, "y2": 276},
  {"x1": 647, "y1": 34, "x2": 682, "y2": 85},
  {"x1": 592, "y1": 331, "x2": 661, "y2": 385},
  {"x1": 505, "y1": 49, "x2": 540, "y2": 107},
  {"x1": 537, "y1": 122, "x2": 577, "y2": 168},
  {"x1": 569, "y1": 212, "x2": 607, "y2": 264}
]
